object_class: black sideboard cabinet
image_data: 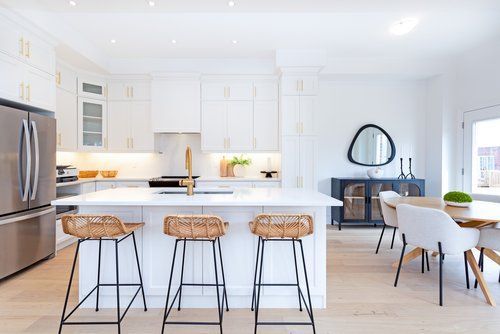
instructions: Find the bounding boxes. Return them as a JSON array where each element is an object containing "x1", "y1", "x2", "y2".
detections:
[{"x1": 331, "y1": 177, "x2": 425, "y2": 230}]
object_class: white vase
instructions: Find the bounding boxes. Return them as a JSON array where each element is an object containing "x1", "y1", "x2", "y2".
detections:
[
  {"x1": 367, "y1": 167, "x2": 384, "y2": 179},
  {"x1": 233, "y1": 164, "x2": 246, "y2": 177}
]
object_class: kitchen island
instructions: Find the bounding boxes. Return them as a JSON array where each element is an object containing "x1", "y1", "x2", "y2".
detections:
[{"x1": 52, "y1": 187, "x2": 342, "y2": 309}]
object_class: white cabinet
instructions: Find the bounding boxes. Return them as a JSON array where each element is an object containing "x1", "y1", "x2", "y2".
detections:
[
  {"x1": 22, "y1": 31, "x2": 55, "y2": 76},
  {"x1": 254, "y1": 82, "x2": 278, "y2": 101},
  {"x1": 0, "y1": 52, "x2": 23, "y2": 103},
  {"x1": 0, "y1": 18, "x2": 23, "y2": 59},
  {"x1": 253, "y1": 101, "x2": 279, "y2": 151},
  {"x1": 56, "y1": 62, "x2": 77, "y2": 94},
  {"x1": 56, "y1": 88, "x2": 78, "y2": 151},
  {"x1": 201, "y1": 101, "x2": 253, "y2": 151},
  {"x1": 151, "y1": 78, "x2": 200, "y2": 133},
  {"x1": 281, "y1": 136, "x2": 317, "y2": 190},
  {"x1": 196, "y1": 180, "x2": 281, "y2": 188},
  {"x1": 282, "y1": 96, "x2": 316, "y2": 136},
  {"x1": 78, "y1": 75, "x2": 107, "y2": 100},
  {"x1": 202, "y1": 82, "x2": 253, "y2": 101},
  {"x1": 281, "y1": 75, "x2": 318, "y2": 96},
  {"x1": 108, "y1": 80, "x2": 150, "y2": 101},
  {"x1": 108, "y1": 101, "x2": 154, "y2": 152},
  {"x1": 95, "y1": 181, "x2": 148, "y2": 191},
  {"x1": 78, "y1": 97, "x2": 107, "y2": 151}
]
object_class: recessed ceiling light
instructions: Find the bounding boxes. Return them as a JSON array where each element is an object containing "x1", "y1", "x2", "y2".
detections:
[
  {"x1": 228, "y1": 1, "x2": 235, "y2": 7},
  {"x1": 68, "y1": 0, "x2": 77, "y2": 6},
  {"x1": 232, "y1": 40, "x2": 238, "y2": 44},
  {"x1": 171, "y1": 39, "x2": 177, "y2": 44},
  {"x1": 389, "y1": 17, "x2": 419, "y2": 36},
  {"x1": 148, "y1": 0, "x2": 155, "y2": 7},
  {"x1": 110, "y1": 39, "x2": 116, "y2": 44}
]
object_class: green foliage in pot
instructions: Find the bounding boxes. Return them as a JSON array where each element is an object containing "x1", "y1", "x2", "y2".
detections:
[
  {"x1": 230, "y1": 155, "x2": 252, "y2": 166},
  {"x1": 443, "y1": 191, "x2": 473, "y2": 203}
]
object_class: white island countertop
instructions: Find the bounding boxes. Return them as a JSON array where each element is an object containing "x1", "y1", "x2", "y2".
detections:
[{"x1": 51, "y1": 187, "x2": 342, "y2": 207}]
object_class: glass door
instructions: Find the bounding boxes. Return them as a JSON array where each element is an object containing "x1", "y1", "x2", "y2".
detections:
[
  {"x1": 370, "y1": 182, "x2": 393, "y2": 221},
  {"x1": 78, "y1": 75, "x2": 107, "y2": 100},
  {"x1": 398, "y1": 182, "x2": 423, "y2": 197},
  {"x1": 343, "y1": 182, "x2": 366, "y2": 221},
  {"x1": 78, "y1": 97, "x2": 107, "y2": 151}
]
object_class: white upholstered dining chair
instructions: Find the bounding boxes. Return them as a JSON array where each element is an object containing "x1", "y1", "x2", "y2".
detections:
[
  {"x1": 376, "y1": 191, "x2": 400, "y2": 254},
  {"x1": 475, "y1": 226, "x2": 500, "y2": 287},
  {"x1": 394, "y1": 204, "x2": 480, "y2": 306}
]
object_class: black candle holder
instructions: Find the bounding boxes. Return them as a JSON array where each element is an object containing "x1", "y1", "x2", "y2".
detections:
[
  {"x1": 405, "y1": 158, "x2": 415, "y2": 179},
  {"x1": 397, "y1": 158, "x2": 406, "y2": 179}
]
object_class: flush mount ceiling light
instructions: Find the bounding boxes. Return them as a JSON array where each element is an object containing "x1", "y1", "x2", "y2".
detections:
[
  {"x1": 68, "y1": 0, "x2": 77, "y2": 6},
  {"x1": 148, "y1": 0, "x2": 155, "y2": 7},
  {"x1": 110, "y1": 39, "x2": 116, "y2": 44},
  {"x1": 171, "y1": 39, "x2": 177, "y2": 44},
  {"x1": 232, "y1": 40, "x2": 238, "y2": 44},
  {"x1": 228, "y1": 1, "x2": 235, "y2": 7},
  {"x1": 389, "y1": 17, "x2": 419, "y2": 36}
]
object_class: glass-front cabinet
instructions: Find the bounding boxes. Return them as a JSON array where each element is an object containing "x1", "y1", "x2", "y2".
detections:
[
  {"x1": 331, "y1": 178, "x2": 425, "y2": 230},
  {"x1": 78, "y1": 97, "x2": 107, "y2": 150}
]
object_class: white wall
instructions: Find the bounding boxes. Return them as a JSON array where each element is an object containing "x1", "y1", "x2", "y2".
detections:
[{"x1": 317, "y1": 79, "x2": 427, "y2": 196}]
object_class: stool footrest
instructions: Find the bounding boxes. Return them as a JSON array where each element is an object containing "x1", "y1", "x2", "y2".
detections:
[{"x1": 257, "y1": 321, "x2": 314, "y2": 326}]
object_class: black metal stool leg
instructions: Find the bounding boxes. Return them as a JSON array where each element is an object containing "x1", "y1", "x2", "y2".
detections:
[
  {"x1": 394, "y1": 234, "x2": 407, "y2": 287},
  {"x1": 217, "y1": 237, "x2": 229, "y2": 312},
  {"x1": 299, "y1": 240, "x2": 316, "y2": 334},
  {"x1": 177, "y1": 238, "x2": 187, "y2": 311},
  {"x1": 375, "y1": 224, "x2": 386, "y2": 254},
  {"x1": 161, "y1": 240, "x2": 179, "y2": 334},
  {"x1": 254, "y1": 238, "x2": 265, "y2": 334},
  {"x1": 292, "y1": 239, "x2": 303, "y2": 311},
  {"x1": 438, "y1": 242, "x2": 443, "y2": 306},
  {"x1": 211, "y1": 240, "x2": 223, "y2": 334},
  {"x1": 251, "y1": 236, "x2": 261, "y2": 311},
  {"x1": 464, "y1": 252, "x2": 470, "y2": 289},
  {"x1": 58, "y1": 240, "x2": 81, "y2": 334},
  {"x1": 425, "y1": 251, "x2": 430, "y2": 271},
  {"x1": 132, "y1": 232, "x2": 147, "y2": 311},
  {"x1": 390, "y1": 227, "x2": 397, "y2": 249},
  {"x1": 114, "y1": 239, "x2": 121, "y2": 334},
  {"x1": 95, "y1": 238, "x2": 102, "y2": 311},
  {"x1": 421, "y1": 249, "x2": 425, "y2": 274}
]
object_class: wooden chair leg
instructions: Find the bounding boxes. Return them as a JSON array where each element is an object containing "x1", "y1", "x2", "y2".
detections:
[{"x1": 465, "y1": 250, "x2": 496, "y2": 306}]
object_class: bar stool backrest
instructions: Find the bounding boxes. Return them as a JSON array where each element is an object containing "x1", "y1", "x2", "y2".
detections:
[
  {"x1": 250, "y1": 214, "x2": 313, "y2": 239},
  {"x1": 164, "y1": 215, "x2": 227, "y2": 239},
  {"x1": 62, "y1": 214, "x2": 128, "y2": 238}
]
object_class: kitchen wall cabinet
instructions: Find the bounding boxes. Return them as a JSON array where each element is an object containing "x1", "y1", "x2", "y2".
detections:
[
  {"x1": 254, "y1": 82, "x2": 278, "y2": 101},
  {"x1": 151, "y1": 77, "x2": 200, "y2": 133},
  {"x1": 108, "y1": 79, "x2": 150, "y2": 101},
  {"x1": 282, "y1": 96, "x2": 316, "y2": 136},
  {"x1": 281, "y1": 75, "x2": 318, "y2": 96},
  {"x1": 108, "y1": 101, "x2": 154, "y2": 152},
  {"x1": 201, "y1": 101, "x2": 253, "y2": 151},
  {"x1": 78, "y1": 75, "x2": 107, "y2": 100},
  {"x1": 0, "y1": 52, "x2": 23, "y2": 103},
  {"x1": 281, "y1": 136, "x2": 317, "y2": 190},
  {"x1": 202, "y1": 82, "x2": 253, "y2": 101},
  {"x1": 254, "y1": 101, "x2": 279, "y2": 151},
  {"x1": 56, "y1": 62, "x2": 77, "y2": 94},
  {"x1": 56, "y1": 88, "x2": 78, "y2": 151},
  {"x1": 78, "y1": 97, "x2": 108, "y2": 151}
]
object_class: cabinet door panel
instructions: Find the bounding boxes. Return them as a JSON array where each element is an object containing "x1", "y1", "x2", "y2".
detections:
[
  {"x1": 227, "y1": 83, "x2": 253, "y2": 100},
  {"x1": 300, "y1": 76, "x2": 318, "y2": 96},
  {"x1": 78, "y1": 97, "x2": 107, "y2": 151},
  {"x1": 130, "y1": 101, "x2": 154, "y2": 151},
  {"x1": 56, "y1": 63, "x2": 77, "y2": 94},
  {"x1": 227, "y1": 101, "x2": 253, "y2": 151},
  {"x1": 0, "y1": 52, "x2": 23, "y2": 103},
  {"x1": 299, "y1": 136, "x2": 317, "y2": 190},
  {"x1": 56, "y1": 88, "x2": 77, "y2": 151},
  {"x1": 254, "y1": 101, "x2": 279, "y2": 151},
  {"x1": 78, "y1": 76, "x2": 107, "y2": 100},
  {"x1": 23, "y1": 32, "x2": 55, "y2": 75},
  {"x1": 108, "y1": 101, "x2": 130, "y2": 151},
  {"x1": 299, "y1": 96, "x2": 316, "y2": 135},
  {"x1": 24, "y1": 65, "x2": 55, "y2": 111},
  {"x1": 281, "y1": 76, "x2": 300, "y2": 95},
  {"x1": 281, "y1": 136, "x2": 300, "y2": 188},
  {"x1": 281, "y1": 96, "x2": 300, "y2": 135},
  {"x1": 254, "y1": 82, "x2": 278, "y2": 101},
  {"x1": 107, "y1": 82, "x2": 127, "y2": 100},
  {"x1": 0, "y1": 20, "x2": 22, "y2": 59},
  {"x1": 130, "y1": 81, "x2": 150, "y2": 100},
  {"x1": 202, "y1": 83, "x2": 226, "y2": 101},
  {"x1": 201, "y1": 102, "x2": 226, "y2": 151}
]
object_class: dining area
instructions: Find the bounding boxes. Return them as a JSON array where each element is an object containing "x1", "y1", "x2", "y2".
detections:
[{"x1": 377, "y1": 191, "x2": 500, "y2": 307}]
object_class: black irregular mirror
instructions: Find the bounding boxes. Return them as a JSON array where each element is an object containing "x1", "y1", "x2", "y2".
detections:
[{"x1": 348, "y1": 124, "x2": 396, "y2": 166}]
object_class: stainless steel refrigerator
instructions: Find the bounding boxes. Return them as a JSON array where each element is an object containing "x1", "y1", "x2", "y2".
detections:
[{"x1": 0, "y1": 104, "x2": 56, "y2": 279}]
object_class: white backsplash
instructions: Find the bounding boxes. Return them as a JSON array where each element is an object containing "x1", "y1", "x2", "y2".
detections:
[{"x1": 57, "y1": 134, "x2": 281, "y2": 178}]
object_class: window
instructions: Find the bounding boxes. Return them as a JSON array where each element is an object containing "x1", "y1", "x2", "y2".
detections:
[{"x1": 464, "y1": 105, "x2": 500, "y2": 196}]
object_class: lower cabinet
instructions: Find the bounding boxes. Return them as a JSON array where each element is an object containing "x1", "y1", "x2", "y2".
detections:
[
  {"x1": 95, "y1": 181, "x2": 149, "y2": 191},
  {"x1": 196, "y1": 180, "x2": 281, "y2": 188},
  {"x1": 331, "y1": 178, "x2": 425, "y2": 229}
]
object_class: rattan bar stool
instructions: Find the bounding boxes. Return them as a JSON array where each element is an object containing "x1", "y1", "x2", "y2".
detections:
[
  {"x1": 161, "y1": 215, "x2": 229, "y2": 334},
  {"x1": 58, "y1": 214, "x2": 147, "y2": 334},
  {"x1": 250, "y1": 213, "x2": 316, "y2": 334}
]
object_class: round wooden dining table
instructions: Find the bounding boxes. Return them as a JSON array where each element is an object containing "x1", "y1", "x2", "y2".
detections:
[{"x1": 384, "y1": 196, "x2": 500, "y2": 306}]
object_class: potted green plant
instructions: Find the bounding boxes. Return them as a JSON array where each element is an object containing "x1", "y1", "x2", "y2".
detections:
[
  {"x1": 230, "y1": 155, "x2": 252, "y2": 177},
  {"x1": 443, "y1": 191, "x2": 473, "y2": 207}
]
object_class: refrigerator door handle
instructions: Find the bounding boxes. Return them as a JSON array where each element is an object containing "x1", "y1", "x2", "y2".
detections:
[
  {"x1": 20, "y1": 119, "x2": 31, "y2": 202},
  {"x1": 30, "y1": 120, "x2": 40, "y2": 200},
  {"x1": 0, "y1": 207, "x2": 55, "y2": 226}
]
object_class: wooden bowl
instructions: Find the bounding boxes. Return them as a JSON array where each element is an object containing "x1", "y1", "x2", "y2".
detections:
[
  {"x1": 100, "y1": 170, "x2": 118, "y2": 178},
  {"x1": 78, "y1": 170, "x2": 99, "y2": 178}
]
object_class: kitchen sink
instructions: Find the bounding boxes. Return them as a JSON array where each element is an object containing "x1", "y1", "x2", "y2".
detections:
[{"x1": 157, "y1": 190, "x2": 234, "y2": 195}]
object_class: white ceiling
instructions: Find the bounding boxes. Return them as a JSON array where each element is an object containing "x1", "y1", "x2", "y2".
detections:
[{"x1": 2, "y1": 0, "x2": 500, "y2": 61}]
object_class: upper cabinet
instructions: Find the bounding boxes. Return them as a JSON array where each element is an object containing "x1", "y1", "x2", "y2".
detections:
[
  {"x1": 78, "y1": 75, "x2": 107, "y2": 100},
  {"x1": 202, "y1": 81, "x2": 253, "y2": 101},
  {"x1": 78, "y1": 97, "x2": 108, "y2": 151},
  {"x1": 56, "y1": 62, "x2": 77, "y2": 94},
  {"x1": 56, "y1": 87, "x2": 77, "y2": 151},
  {"x1": 108, "y1": 79, "x2": 150, "y2": 101},
  {"x1": 282, "y1": 96, "x2": 316, "y2": 136},
  {"x1": 254, "y1": 82, "x2": 278, "y2": 101},
  {"x1": 281, "y1": 75, "x2": 318, "y2": 96},
  {"x1": 151, "y1": 75, "x2": 201, "y2": 133}
]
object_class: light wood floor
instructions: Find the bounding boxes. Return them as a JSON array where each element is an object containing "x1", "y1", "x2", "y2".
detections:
[{"x1": 1, "y1": 226, "x2": 500, "y2": 333}]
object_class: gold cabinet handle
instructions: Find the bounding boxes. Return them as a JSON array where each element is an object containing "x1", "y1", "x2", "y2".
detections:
[
  {"x1": 131, "y1": 86, "x2": 134, "y2": 98},
  {"x1": 300, "y1": 79, "x2": 304, "y2": 92},
  {"x1": 26, "y1": 84, "x2": 31, "y2": 102},
  {"x1": 19, "y1": 82, "x2": 25, "y2": 100},
  {"x1": 57, "y1": 133, "x2": 62, "y2": 146},
  {"x1": 131, "y1": 137, "x2": 134, "y2": 148},
  {"x1": 300, "y1": 122, "x2": 304, "y2": 134},
  {"x1": 300, "y1": 176, "x2": 304, "y2": 188},
  {"x1": 56, "y1": 71, "x2": 61, "y2": 85},
  {"x1": 126, "y1": 137, "x2": 130, "y2": 149},
  {"x1": 19, "y1": 37, "x2": 24, "y2": 56},
  {"x1": 126, "y1": 86, "x2": 129, "y2": 98},
  {"x1": 253, "y1": 137, "x2": 257, "y2": 149},
  {"x1": 253, "y1": 86, "x2": 257, "y2": 98},
  {"x1": 25, "y1": 41, "x2": 30, "y2": 58}
]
